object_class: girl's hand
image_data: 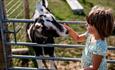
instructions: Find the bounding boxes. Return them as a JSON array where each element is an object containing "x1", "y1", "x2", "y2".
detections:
[
  {"x1": 64, "y1": 23, "x2": 71, "y2": 31},
  {"x1": 64, "y1": 23, "x2": 85, "y2": 42}
]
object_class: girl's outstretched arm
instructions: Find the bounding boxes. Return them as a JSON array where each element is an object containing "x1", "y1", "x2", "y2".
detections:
[{"x1": 64, "y1": 24, "x2": 86, "y2": 42}]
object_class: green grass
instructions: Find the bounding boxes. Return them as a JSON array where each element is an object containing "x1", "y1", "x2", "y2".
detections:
[
  {"x1": 5, "y1": 0, "x2": 115, "y2": 20},
  {"x1": 47, "y1": 0, "x2": 115, "y2": 21}
]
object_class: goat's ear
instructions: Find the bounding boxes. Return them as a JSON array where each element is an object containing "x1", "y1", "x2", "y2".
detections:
[{"x1": 41, "y1": 0, "x2": 48, "y2": 8}]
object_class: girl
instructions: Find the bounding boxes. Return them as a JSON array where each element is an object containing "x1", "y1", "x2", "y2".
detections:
[{"x1": 64, "y1": 5, "x2": 114, "y2": 70}]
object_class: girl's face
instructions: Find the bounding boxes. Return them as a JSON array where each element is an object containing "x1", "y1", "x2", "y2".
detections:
[{"x1": 86, "y1": 24, "x2": 97, "y2": 34}]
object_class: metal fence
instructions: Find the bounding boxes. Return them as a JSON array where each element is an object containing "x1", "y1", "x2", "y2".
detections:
[{"x1": 0, "y1": 0, "x2": 115, "y2": 70}]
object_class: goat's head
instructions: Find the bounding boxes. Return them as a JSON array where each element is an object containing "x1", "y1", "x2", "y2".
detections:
[{"x1": 31, "y1": 0, "x2": 68, "y2": 39}]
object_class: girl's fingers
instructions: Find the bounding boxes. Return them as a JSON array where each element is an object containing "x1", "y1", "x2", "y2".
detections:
[{"x1": 64, "y1": 24, "x2": 70, "y2": 29}]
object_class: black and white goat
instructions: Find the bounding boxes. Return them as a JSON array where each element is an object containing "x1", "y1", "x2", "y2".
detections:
[{"x1": 26, "y1": 0, "x2": 68, "y2": 69}]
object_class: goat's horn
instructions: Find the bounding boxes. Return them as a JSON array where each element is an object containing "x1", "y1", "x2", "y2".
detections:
[{"x1": 42, "y1": 0, "x2": 48, "y2": 8}]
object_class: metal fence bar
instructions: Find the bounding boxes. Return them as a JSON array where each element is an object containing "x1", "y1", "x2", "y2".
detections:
[
  {"x1": 12, "y1": 22, "x2": 17, "y2": 43},
  {"x1": 107, "y1": 60, "x2": 115, "y2": 64},
  {"x1": 6, "y1": 42, "x2": 115, "y2": 50},
  {"x1": 8, "y1": 55, "x2": 115, "y2": 63},
  {"x1": 3, "y1": 19, "x2": 86, "y2": 24},
  {"x1": 8, "y1": 67, "x2": 38, "y2": 70},
  {"x1": 9, "y1": 55, "x2": 81, "y2": 62},
  {"x1": 8, "y1": 67, "x2": 54, "y2": 70},
  {"x1": 108, "y1": 47, "x2": 115, "y2": 50},
  {"x1": 6, "y1": 42, "x2": 85, "y2": 48}
]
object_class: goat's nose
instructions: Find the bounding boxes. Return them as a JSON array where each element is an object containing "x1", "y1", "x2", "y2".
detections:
[{"x1": 66, "y1": 30, "x2": 69, "y2": 34}]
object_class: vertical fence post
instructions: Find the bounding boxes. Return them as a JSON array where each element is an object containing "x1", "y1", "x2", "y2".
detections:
[
  {"x1": 0, "y1": 0, "x2": 11, "y2": 69},
  {"x1": 23, "y1": 0, "x2": 30, "y2": 19},
  {"x1": 23, "y1": 0, "x2": 31, "y2": 46},
  {"x1": 0, "y1": 0, "x2": 6, "y2": 69}
]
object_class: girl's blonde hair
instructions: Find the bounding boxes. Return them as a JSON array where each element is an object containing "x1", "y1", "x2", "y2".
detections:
[{"x1": 86, "y1": 5, "x2": 114, "y2": 40}]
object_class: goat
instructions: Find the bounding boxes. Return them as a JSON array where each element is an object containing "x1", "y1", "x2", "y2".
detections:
[{"x1": 26, "y1": 0, "x2": 68, "y2": 69}]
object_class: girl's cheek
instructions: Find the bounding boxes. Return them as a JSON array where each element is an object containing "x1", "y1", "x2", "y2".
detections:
[
  {"x1": 87, "y1": 26, "x2": 91, "y2": 33},
  {"x1": 87, "y1": 27, "x2": 93, "y2": 34}
]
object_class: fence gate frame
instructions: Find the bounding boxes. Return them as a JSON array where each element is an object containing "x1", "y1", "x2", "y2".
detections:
[
  {"x1": 0, "y1": 0, "x2": 115, "y2": 70},
  {"x1": 0, "y1": 0, "x2": 12, "y2": 69}
]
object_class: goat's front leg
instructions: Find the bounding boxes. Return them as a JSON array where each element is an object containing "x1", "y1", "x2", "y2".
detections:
[
  {"x1": 42, "y1": 59, "x2": 49, "y2": 69},
  {"x1": 50, "y1": 55, "x2": 58, "y2": 70},
  {"x1": 50, "y1": 60, "x2": 58, "y2": 70},
  {"x1": 36, "y1": 55, "x2": 43, "y2": 69}
]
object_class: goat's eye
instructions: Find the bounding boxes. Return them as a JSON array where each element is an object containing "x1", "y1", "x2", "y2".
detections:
[{"x1": 40, "y1": 9, "x2": 43, "y2": 11}]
